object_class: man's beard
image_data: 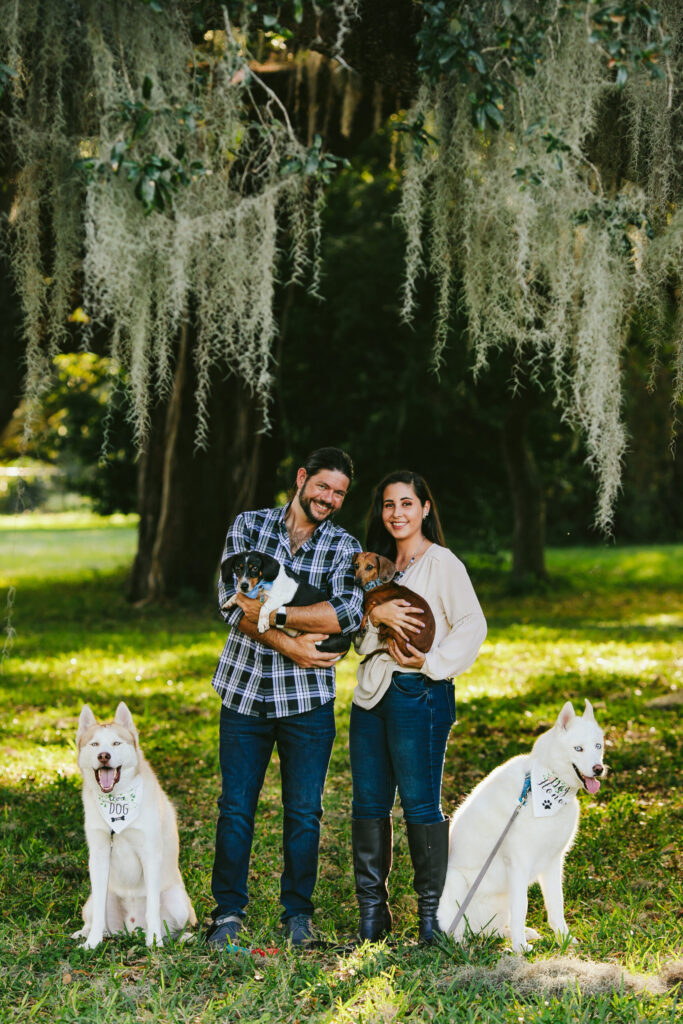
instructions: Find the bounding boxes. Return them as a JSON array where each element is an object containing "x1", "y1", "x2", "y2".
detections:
[{"x1": 298, "y1": 484, "x2": 335, "y2": 525}]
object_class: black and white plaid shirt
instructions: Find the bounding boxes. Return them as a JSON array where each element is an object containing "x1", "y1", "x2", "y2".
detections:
[{"x1": 211, "y1": 504, "x2": 363, "y2": 718}]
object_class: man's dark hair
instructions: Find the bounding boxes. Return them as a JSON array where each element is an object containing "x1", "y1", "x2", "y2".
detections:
[{"x1": 301, "y1": 446, "x2": 354, "y2": 484}]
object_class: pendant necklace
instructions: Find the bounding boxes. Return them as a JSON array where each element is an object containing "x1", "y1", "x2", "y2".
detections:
[{"x1": 394, "y1": 539, "x2": 427, "y2": 582}]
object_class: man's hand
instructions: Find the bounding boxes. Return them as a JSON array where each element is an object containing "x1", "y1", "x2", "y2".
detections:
[
  {"x1": 282, "y1": 633, "x2": 343, "y2": 669},
  {"x1": 227, "y1": 592, "x2": 264, "y2": 626}
]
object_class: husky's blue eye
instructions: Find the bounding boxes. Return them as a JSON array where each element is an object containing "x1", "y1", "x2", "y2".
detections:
[
  {"x1": 596, "y1": 743, "x2": 602, "y2": 749},
  {"x1": 574, "y1": 745, "x2": 583, "y2": 752}
]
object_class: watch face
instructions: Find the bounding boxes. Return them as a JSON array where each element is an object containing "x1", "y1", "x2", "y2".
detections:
[{"x1": 276, "y1": 609, "x2": 287, "y2": 628}]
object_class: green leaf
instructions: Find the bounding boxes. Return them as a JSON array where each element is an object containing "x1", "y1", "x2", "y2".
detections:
[
  {"x1": 438, "y1": 45, "x2": 458, "y2": 66},
  {"x1": 468, "y1": 50, "x2": 487, "y2": 75},
  {"x1": 484, "y1": 102, "x2": 504, "y2": 128},
  {"x1": 142, "y1": 76, "x2": 153, "y2": 101},
  {"x1": 133, "y1": 110, "x2": 154, "y2": 139}
]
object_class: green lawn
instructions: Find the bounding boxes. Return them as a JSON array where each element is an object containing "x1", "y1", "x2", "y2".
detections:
[{"x1": 0, "y1": 516, "x2": 681, "y2": 1022}]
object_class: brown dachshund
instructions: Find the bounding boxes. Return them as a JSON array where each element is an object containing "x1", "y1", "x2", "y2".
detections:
[{"x1": 352, "y1": 551, "x2": 436, "y2": 658}]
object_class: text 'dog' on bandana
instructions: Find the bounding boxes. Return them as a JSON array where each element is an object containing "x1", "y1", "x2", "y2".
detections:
[{"x1": 96, "y1": 776, "x2": 144, "y2": 833}]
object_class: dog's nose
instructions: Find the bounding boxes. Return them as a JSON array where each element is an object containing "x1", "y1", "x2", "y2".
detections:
[
  {"x1": 593, "y1": 764, "x2": 603, "y2": 776},
  {"x1": 97, "y1": 751, "x2": 111, "y2": 764},
  {"x1": 240, "y1": 582, "x2": 249, "y2": 592}
]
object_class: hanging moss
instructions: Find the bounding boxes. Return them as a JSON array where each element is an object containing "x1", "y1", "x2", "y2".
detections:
[
  {"x1": 1, "y1": 0, "x2": 324, "y2": 444},
  {"x1": 397, "y1": 0, "x2": 683, "y2": 531}
]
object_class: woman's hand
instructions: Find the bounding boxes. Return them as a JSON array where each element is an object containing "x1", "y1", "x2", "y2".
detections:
[
  {"x1": 387, "y1": 637, "x2": 425, "y2": 669},
  {"x1": 369, "y1": 598, "x2": 424, "y2": 641}
]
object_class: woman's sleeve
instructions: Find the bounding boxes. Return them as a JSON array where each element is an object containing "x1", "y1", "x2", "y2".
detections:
[
  {"x1": 353, "y1": 616, "x2": 382, "y2": 655},
  {"x1": 421, "y1": 554, "x2": 487, "y2": 681}
]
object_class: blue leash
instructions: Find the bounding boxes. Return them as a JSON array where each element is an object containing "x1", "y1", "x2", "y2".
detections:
[{"x1": 446, "y1": 772, "x2": 531, "y2": 937}]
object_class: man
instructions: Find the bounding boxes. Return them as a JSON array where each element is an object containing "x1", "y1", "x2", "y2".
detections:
[{"x1": 207, "y1": 447, "x2": 363, "y2": 949}]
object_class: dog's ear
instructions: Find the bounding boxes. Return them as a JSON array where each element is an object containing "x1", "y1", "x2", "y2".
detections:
[
  {"x1": 260, "y1": 554, "x2": 280, "y2": 582},
  {"x1": 556, "y1": 701, "x2": 575, "y2": 731},
  {"x1": 221, "y1": 553, "x2": 241, "y2": 583},
  {"x1": 377, "y1": 555, "x2": 397, "y2": 584},
  {"x1": 77, "y1": 705, "x2": 97, "y2": 744},
  {"x1": 115, "y1": 702, "x2": 138, "y2": 744},
  {"x1": 583, "y1": 698, "x2": 595, "y2": 721}
]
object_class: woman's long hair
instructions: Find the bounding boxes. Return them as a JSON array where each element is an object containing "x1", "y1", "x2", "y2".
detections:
[{"x1": 365, "y1": 470, "x2": 445, "y2": 560}]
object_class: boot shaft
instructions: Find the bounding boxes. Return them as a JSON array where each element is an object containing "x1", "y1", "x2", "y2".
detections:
[{"x1": 406, "y1": 818, "x2": 450, "y2": 944}]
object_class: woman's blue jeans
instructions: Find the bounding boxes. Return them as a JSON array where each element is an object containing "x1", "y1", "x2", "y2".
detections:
[
  {"x1": 211, "y1": 699, "x2": 336, "y2": 923},
  {"x1": 349, "y1": 672, "x2": 456, "y2": 825}
]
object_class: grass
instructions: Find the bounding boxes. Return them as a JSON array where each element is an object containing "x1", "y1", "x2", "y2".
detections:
[{"x1": 0, "y1": 515, "x2": 681, "y2": 1023}]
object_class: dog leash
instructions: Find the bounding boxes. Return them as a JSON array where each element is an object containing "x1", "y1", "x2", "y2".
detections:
[{"x1": 446, "y1": 772, "x2": 531, "y2": 937}]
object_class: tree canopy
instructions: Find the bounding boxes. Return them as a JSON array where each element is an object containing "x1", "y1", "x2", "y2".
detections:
[{"x1": 1, "y1": 0, "x2": 682, "y2": 533}]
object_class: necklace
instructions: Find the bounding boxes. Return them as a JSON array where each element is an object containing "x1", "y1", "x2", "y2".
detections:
[{"x1": 394, "y1": 538, "x2": 428, "y2": 579}]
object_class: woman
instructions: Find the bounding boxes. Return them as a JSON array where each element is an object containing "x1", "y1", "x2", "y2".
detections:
[{"x1": 350, "y1": 470, "x2": 487, "y2": 944}]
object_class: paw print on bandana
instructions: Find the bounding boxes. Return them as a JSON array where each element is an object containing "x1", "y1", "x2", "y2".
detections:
[{"x1": 543, "y1": 799, "x2": 553, "y2": 810}]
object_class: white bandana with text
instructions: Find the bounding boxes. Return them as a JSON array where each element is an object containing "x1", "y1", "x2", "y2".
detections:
[
  {"x1": 96, "y1": 776, "x2": 144, "y2": 833},
  {"x1": 531, "y1": 762, "x2": 573, "y2": 817}
]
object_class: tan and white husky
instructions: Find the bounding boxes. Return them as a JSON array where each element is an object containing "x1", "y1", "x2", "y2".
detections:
[
  {"x1": 437, "y1": 700, "x2": 606, "y2": 952},
  {"x1": 73, "y1": 702, "x2": 196, "y2": 948}
]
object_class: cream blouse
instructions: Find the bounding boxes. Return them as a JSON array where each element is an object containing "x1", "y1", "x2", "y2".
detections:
[{"x1": 353, "y1": 544, "x2": 487, "y2": 709}]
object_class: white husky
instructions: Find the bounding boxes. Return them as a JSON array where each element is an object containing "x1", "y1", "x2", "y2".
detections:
[
  {"x1": 72, "y1": 703, "x2": 197, "y2": 948},
  {"x1": 437, "y1": 700, "x2": 605, "y2": 952}
]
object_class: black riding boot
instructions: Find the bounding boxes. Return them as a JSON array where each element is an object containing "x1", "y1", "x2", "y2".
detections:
[
  {"x1": 406, "y1": 819, "x2": 450, "y2": 944},
  {"x1": 352, "y1": 817, "x2": 393, "y2": 941}
]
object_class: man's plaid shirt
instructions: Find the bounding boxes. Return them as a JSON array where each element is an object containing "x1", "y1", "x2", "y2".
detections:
[{"x1": 211, "y1": 505, "x2": 363, "y2": 718}]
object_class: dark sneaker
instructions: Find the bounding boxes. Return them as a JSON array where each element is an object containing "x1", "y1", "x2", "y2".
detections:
[
  {"x1": 283, "y1": 914, "x2": 314, "y2": 947},
  {"x1": 207, "y1": 914, "x2": 244, "y2": 949}
]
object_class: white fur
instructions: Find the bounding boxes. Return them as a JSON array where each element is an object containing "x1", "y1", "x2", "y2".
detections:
[
  {"x1": 224, "y1": 564, "x2": 300, "y2": 633},
  {"x1": 437, "y1": 700, "x2": 605, "y2": 953},
  {"x1": 73, "y1": 703, "x2": 197, "y2": 948}
]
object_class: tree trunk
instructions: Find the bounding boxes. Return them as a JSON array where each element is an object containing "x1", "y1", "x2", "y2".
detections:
[
  {"x1": 126, "y1": 322, "x2": 264, "y2": 602},
  {"x1": 500, "y1": 386, "x2": 547, "y2": 585}
]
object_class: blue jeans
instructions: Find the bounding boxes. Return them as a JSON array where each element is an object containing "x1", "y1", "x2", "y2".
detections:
[
  {"x1": 211, "y1": 700, "x2": 336, "y2": 922},
  {"x1": 349, "y1": 672, "x2": 456, "y2": 824}
]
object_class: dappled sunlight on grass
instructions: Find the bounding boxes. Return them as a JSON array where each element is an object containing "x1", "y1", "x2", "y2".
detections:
[{"x1": 0, "y1": 523, "x2": 681, "y2": 1022}]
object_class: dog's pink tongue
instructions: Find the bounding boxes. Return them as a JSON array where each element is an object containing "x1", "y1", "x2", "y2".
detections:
[
  {"x1": 98, "y1": 767, "x2": 116, "y2": 793},
  {"x1": 585, "y1": 776, "x2": 601, "y2": 794}
]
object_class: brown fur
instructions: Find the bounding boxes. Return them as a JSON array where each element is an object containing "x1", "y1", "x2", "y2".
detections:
[{"x1": 352, "y1": 551, "x2": 436, "y2": 657}]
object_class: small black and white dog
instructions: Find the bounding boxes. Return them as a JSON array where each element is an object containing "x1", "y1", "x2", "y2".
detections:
[{"x1": 221, "y1": 550, "x2": 351, "y2": 654}]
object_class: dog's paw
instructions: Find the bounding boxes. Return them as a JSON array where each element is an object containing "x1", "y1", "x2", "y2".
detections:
[
  {"x1": 524, "y1": 927, "x2": 541, "y2": 941},
  {"x1": 257, "y1": 613, "x2": 270, "y2": 634},
  {"x1": 146, "y1": 931, "x2": 165, "y2": 948},
  {"x1": 510, "y1": 939, "x2": 534, "y2": 954},
  {"x1": 82, "y1": 934, "x2": 104, "y2": 949},
  {"x1": 71, "y1": 927, "x2": 88, "y2": 940}
]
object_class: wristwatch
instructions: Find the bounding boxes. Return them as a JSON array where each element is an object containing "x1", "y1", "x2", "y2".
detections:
[{"x1": 274, "y1": 607, "x2": 287, "y2": 629}]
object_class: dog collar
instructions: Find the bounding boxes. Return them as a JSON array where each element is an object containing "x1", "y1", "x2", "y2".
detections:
[
  {"x1": 363, "y1": 579, "x2": 387, "y2": 593},
  {"x1": 245, "y1": 582, "x2": 273, "y2": 600},
  {"x1": 530, "y1": 762, "x2": 573, "y2": 817},
  {"x1": 95, "y1": 776, "x2": 144, "y2": 833}
]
